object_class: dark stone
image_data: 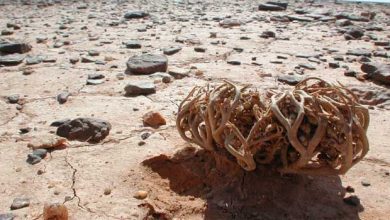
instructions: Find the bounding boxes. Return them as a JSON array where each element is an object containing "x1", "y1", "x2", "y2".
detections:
[
  {"x1": 7, "y1": 95, "x2": 20, "y2": 104},
  {"x1": 329, "y1": 62, "x2": 340, "y2": 68},
  {"x1": 374, "y1": 41, "x2": 389, "y2": 46},
  {"x1": 335, "y1": 19, "x2": 352, "y2": 27},
  {"x1": 19, "y1": 127, "x2": 31, "y2": 134},
  {"x1": 287, "y1": 15, "x2": 314, "y2": 22},
  {"x1": 361, "y1": 180, "x2": 371, "y2": 186},
  {"x1": 0, "y1": 213, "x2": 15, "y2": 220},
  {"x1": 344, "y1": 28, "x2": 364, "y2": 40},
  {"x1": 26, "y1": 56, "x2": 42, "y2": 65},
  {"x1": 194, "y1": 47, "x2": 206, "y2": 52},
  {"x1": 1, "y1": 29, "x2": 13, "y2": 35},
  {"x1": 33, "y1": 149, "x2": 47, "y2": 159},
  {"x1": 141, "y1": 132, "x2": 151, "y2": 140},
  {"x1": 56, "y1": 118, "x2": 111, "y2": 143},
  {"x1": 124, "y1": 40, "x2": 142, "y2": 49},
  {"x1": 124, "y1": 81, "x2": 156, "y2": 96},
  {"x1": 258, "y1": 3, "x2": 285, "y2": 11},
  {"x1": 10, "y1": 198, "x2": 30, "y2": 210},
  {"x1": 227, "y1": 60, "x2": 241, "y2": 65},
  {"x1": 124, "y1": 11, "x2": 149, "y2": 19},
  {"x1": 88, "y1": 50, "x2": 100, "y2": 56},
  {"x1": 361, "y1": 62, "x2": 390, "y2": 85},
  {"x1": 266, "y1": 1, "x2": 288, "y2": 9},
  {"x1": 373, "y1": 51, "x2": 388, "y2": 58},
  {"x1": 277, "y1": 75, "x2": 302, "y2": 85},
  {"x1": 344, "y1": 70, "x2": 357, "y2": 77},
  {"x1": 0, "y1": 54, "x2": 25, "y2": 66},
  {"x1": 126, "y1": 54, "x2": 168, "y2": 75},
  {"x1": 50, "y1": 119, "x2": 71, "y2": 127},
  {"x1": 57, "y1": 92, "x2": 70, "y2": 104},
  {"x1": 343, "y1": 196, "x2": 360, "y2": 206},
  {"x1": 260, "y1": 31, "x2": 276, "y2": 38},
  {"x1": 163, "y1": 46, "x2": 182, "y2": 55},
  {"x1": 333, "y1": 55, "x2": 344, "y2": 61},
  {"x1": 81, "y1": 56, "x2": 95, "y2": 63}
]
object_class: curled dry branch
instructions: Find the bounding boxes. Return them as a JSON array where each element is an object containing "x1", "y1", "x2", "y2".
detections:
[{"x1": 176, "y1": 77, "x2": 369, "y2": 175}]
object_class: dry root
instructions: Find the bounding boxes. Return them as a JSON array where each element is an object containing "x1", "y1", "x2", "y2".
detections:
[{"x1": 176, "y1": 77, "x2": 369, "y2": 175}]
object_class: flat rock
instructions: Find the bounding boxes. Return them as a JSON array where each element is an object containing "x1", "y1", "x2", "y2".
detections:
[
  {"x1": 163, "y1": 46, "x2": 182, "y2": 55},
  {"x1": 56, "y1": 118, "x2": 111, "y2": 143},
  {"x1": 346, "y1": 49, "x2": 372, "y2": 57},
  {"x1": 287, "y1": 15, "x2": 314, "y2": 22},
  {"x1": 168, "y1": 67, "x2": 189, "y2": 79},
  {"x1": 277, "y1": 75, "x2": 302, "y2": 85},
  {"x1": 124, "y1": 11, "x2": 148, "y2": 19},
  {"x1": 124, "y1": 40, "x2": 142, "y2": 49},
  {"x1": 57, "y1": 92, "x2": 70, "y2": 104},
  {"x1": 0, "y1": 54, "x2": 25, "y2": 66},
  {"x1": 258, "y1": 3, "x2": 285, "y2": 11},
  {"x1": 142, "y1": 111, "x2": 166, "y2": 128},
  {"x1": 0, "y1": 42, "x2": 31, "y2": 54},
  {"x1": 126, "y1": 54, "x2": 168, "y2": 75},
  {"x1": 219, "y1": 19, "x2": 241, "y2": 28},
  {"x1": 124, "y1": 81, "x2": 156, "y2": 96},
  {"x1": 10, "y1": 198, "x2": 30, "y2": 210}
]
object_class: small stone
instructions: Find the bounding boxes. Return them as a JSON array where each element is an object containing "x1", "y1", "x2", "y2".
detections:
[
  {"x1": 43, "y1": 203, "x2": 68, "y2": 220},
  {"x1": 361, "y1": 62, "x2": 390, "y2": 85},
  {"x1": 142, "y1": 111, "x2": 166, "y2": 128},
  {"x1": 19, "y1": 127, "x2": 31, "y2": 134},
  {"x1": 343, "y1": 195, "x2": 360, "y2": 207},
  {"x1": 81, "y1": 56, "x2": 95, "y2": 63},
  {"x1": 163, "y1": 46, "x2": 182, "y2": 55},
  {"x1": 168, "y1": 67, "x2": 189, "y2": 79},
  {"x1": 0, "y1": 54, "x2": 25, "y2": 66},
  {"x1": 344, "y1": 70, "x2": 357, "y2": 77},
  {"x1": 69, "y1": 57, "x2": 79, "y2": 64},
  {"x1": 1, "y1": 29, "x2": 14, "y2": 35},
  {"x1": 347, "y1": 49, "x2": 372, "y2": 57},
  {"x1": 57, "y1": 92, "x2": 70, "y2": 104},
  {"x1": 27, "y1": 154, "x2": 42, "y2": 164},
  {"x1": 361, "y1": 180, "x2": 371, "y2": 186},
  {"x1": 258, "y1": 3, "x2": 285, "y2": 11},
  {"x1": 22, "y1": 68, "x2": 34, "y2": 75},
  {"x1": 124, "y1": 11, "x2": 149, "y2": 19},
  {"x1": 124, "y1": 81, "x2": 156, "y2": 96},
  {"x1": 138, "y1": 141, "x2": 146, "y2": 146},
  {"x1": 299, "y1": 63, "x2": 316, "y2": 70},
  {"x1": 26, "y1": 56, "x2": 42, "y2": 65},
  {"x1": 219, "y1": 19, "x2": 241, "y2": 28},
  {"x1": 260, "y1": 31, "x2": 275, "y2": 38},
  {"x1": 134, "y1": 190, "x2": 148, "y2": 200},
  {"x1": 103, "y1": 188, "x2": 112, "y2": 195},
  {"x1": 57, "y1": 118, "x2": 111, "y2": 143},
  {"x1": 10, "y1": 198, "x2": 30, "y2": 210},
  {"x1": 227, "y1": 60, "x2": 241, "y2": 65},
  {"x1": 33, "y1": 149, "x2": 48, "y2": 159},
  {"x1": 7, "y1": 95, "x2": 20, "y2": 104},
  {"x1": 116, "y1": 73, "x2": 125, "y2": 80},
  {"x1": 36, "y1": 36, "x2": 48, "y2": 43},
  {"x1": 88, "y1": 50, "x2": 100, "y2": 56},
  {"x1": 277, "y1": 75, "x2": 302, "y2": 85},
  {"x1": 86, "y1": 79, "x2": 104, "y2": 85},
  {"x1": 344, "y1": 28, "x2": 364, "y2": 40},
  {"x1": 124, "y1": 40, "x2": 142, "y2": 49},
  {"x1": 88, "y1": 73, "x2": 105, "y2": 80},
  {"x1": 329, "y1": 62, "x2": 340, "y2": 68},
  {"x1": 194, "y1": 47, "x2": 206, "y2": 53},
  {"x1": 141, "y1": 132, "x2": 151, "y2": 140},
  {"x1": 0, "y1": 42, "x2": 31, "y2": 54}
]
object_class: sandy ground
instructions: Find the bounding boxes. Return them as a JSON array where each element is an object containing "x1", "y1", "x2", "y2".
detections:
[{"x1": 0, "y1": 0, "x2": 389, "y2": 219}]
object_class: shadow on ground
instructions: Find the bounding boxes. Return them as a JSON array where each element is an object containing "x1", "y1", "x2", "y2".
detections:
[{"x1": 142, "y1": 147, "x2": 364, "y2": 220}]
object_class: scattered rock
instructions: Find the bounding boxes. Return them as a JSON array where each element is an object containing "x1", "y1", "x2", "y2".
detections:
[
  {"x1": 361, "y1": 180, "x2": 371, "y2": 186},
  {"x1": 126, "y1": 54, "x2": 168, "y2": 75},
  {"x1": 86, "y1": 79, "x2": 104, "y2": 85},
  {"x1": 27, "y1": 136, "x2": 68, "y2": 150},
  {"x1": 335, "y1": 19, "x2": 353, "y2": 27},
  {"x1": 299, "y1": 63, "x2": 316, "y2": 70},
  {"x1": 56, "y1": 118, "x2": 111, "y2": 143},
  {"x1": 81, "y1": 56, "x2": 95, "y2": 63},
  {"x1": 346, "y1": 49, "x2": 371, "y2": 57},
  {"x1": 219, "y1": 19, "x2": 241, "y2": 28},
  {"x1": 10, "y1": 198, "x2": 30, "y2": 210},
  {"x1": 26, "y1": 55, "x2": 42, "y2": 65},
  {"x1": 43, "y1": 203, "x2": 68, "y2": 220},
  {"x1": 260, "y1": 31, "x2": 276, "y2": 39},
  {"x1": 168, "y1": 67, "x2": 189, "y2": 79},
  {"x1": 27, "y1": 149, "x2": 47, "y2": 165},
  {"x1": 1, "y1": 29, "x2": 14, "y2": 35},
  {"x1": 194, "y1": 47, "x2": 206, "y2": 53},
  {"x1": 104, "y1": 188, "x2": 112, "y2": 195},
  {"x1": 142, "y1": 111, "x2": 166, "y2": 128},
  {"x1": 88, "y1": 50, "x2": 100, "y2": 56},
  {"x1": 329, "y1": 62, "x2": 340, "y2": 68},
  {"x1": 344, "y1": 28, "x2": 364, "y2": 40},
  {"x1": 124, "y1": 81, "x2": 156, "y2": 96},
  {"x1": 344, "y1": 70, "x2": 357, "y2": 77}
]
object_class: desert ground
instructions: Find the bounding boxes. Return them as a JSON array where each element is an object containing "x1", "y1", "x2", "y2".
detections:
[{"x1": 0, "y1": 0, "x2": 389, "y2": 219}]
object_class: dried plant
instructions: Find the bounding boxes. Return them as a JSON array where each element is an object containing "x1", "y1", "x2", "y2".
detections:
[{"x1": 176, "y1": 77, "x2": 369, "y2": 175}]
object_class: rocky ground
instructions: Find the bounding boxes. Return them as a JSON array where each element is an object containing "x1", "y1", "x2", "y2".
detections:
[{"x1": 0, "y1": 0, "x2": 389, "y2": 219}]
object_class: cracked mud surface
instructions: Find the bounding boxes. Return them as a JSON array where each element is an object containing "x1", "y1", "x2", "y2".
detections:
[{"x1": 0, "y1": 0, "x2": 390, "y2": 219}]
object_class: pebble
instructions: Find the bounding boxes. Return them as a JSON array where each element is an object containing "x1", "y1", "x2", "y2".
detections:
[
  {"x1": 194, "y1": 47, "x2": 206, "y2": 53},
  {"x1": 168, "y1": 67, "x2": 189, "y2": 79},
  {"x1": 57, "y1": 92, "x2": 70, "y2": 104},
  {"x1": 163, "y1": 46, "x2": 182, "y2": 55},
  {"x1": 133, "y1": 190, "x2": 148, "y2": 200},
  {"x1": 124, "y1": 40, "x2": 142, "y2": 49},
  {"x1": 0, "y1": 54, "x2": 26, "y2": 66},
  {"x1": 0, "y1": 42, "x2": 31, "y2": 54},
  {"x1": 361, "y1": 180, "x2": 371, "y2": 186},
  {"x1": 7, "y1": 95, "x2": 20, "y2": 104},
  {"x1": 10, "y1": 198, "x2": 30, "y2": 210},
  {"x1": 142, "y1": 111, "x2": 166, "y2": 128},
  {"x1": 126, "y1": 54, "x2": 168, "y2": 75}
]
